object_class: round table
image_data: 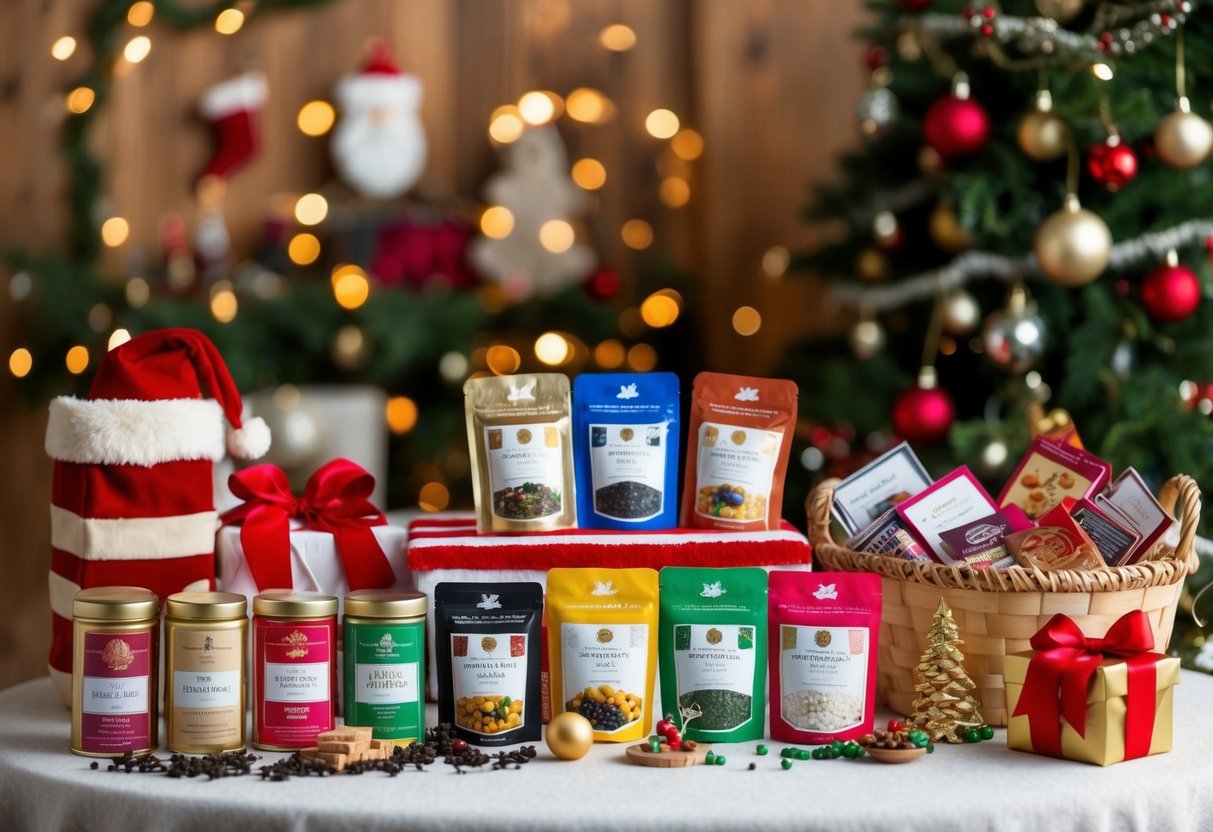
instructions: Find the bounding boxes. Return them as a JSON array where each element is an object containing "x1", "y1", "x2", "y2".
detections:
[{"x1": 1, "y1": 674, "x2": 1210, "y2": 831}]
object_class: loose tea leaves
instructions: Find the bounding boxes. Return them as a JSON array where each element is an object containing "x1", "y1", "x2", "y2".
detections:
[
  {"x1": 677, "y1": 689, "x2": 753, "y2": 731},
  {"x1": 574, "y1": 372, "x2": 680, "y2": 530}
]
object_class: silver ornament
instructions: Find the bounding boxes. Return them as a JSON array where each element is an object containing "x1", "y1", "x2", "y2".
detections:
[
  {"x1": 983, "y1": 285, "x2": 1046, "y2": 373},
  {"x1": 942, "y1": 289, "x2": 981, "y2": 336},
  {"x1": 1111, "y1": 340, "x2": 1135, "y2": 378},
  {"x1": 849, "y1": 318, "x2": 886, "y2": 360},
  {"x1": 857, "y1": 87, "x2": 898, "y2": 139}
]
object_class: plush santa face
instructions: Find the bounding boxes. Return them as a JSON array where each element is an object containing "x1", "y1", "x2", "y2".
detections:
[{"x1": 331, "y1": 72, "x2": 427, "y2": 200}]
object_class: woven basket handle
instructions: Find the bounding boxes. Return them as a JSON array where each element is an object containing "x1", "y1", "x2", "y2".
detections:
[
  {"x1": 807, "y1": 479, "x2": 843, "y2": 547},
  {"x1": 1157, "y1": 473, "x2": 1201, "y2": 574}
]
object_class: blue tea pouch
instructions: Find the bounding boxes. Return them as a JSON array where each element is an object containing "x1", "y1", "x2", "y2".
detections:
[{"x1": 573, "y1": 372, "x2": 680, "y2": 529}]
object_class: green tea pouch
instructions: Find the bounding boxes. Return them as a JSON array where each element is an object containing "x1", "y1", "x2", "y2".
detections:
[{"x1": 658, "y1": 567, "x2": 768, "y2": 742}]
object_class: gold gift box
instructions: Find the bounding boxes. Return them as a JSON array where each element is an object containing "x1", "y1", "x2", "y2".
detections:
[{"x1": 1004, "y1": 652, "x2": 1180, "y2": 766}]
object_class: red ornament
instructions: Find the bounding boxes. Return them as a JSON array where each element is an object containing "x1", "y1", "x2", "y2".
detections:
[
  {"x1": 923, "y1": 95, "x2": 990, "y2": 159},
  {"x1": 1087, "y1": 140, "x2": 1138, "y2": 191},
  {"x1": 1142, "y1": 262, "x2": 1202, "y2": 323},
  {"x1": 865, "y1": 46, "x2": 890, "y2": 71},
  {"x1": 892, "y1": 378, "x2": 956, "y2": 445},
  {"x1": 584, "y1": 266, "x2": 621, "y2": 301}
]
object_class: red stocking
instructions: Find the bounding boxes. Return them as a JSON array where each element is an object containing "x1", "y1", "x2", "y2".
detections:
[{"x1": 198, "y1": 71, "x2": 267, "y2": 181}]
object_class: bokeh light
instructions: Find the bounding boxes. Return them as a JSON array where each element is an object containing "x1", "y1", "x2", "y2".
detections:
[
  {"x1": 732, "y1": 306, "x2": 762, "y2": 336},
  {"x1": 331, "y1": 264, "x2": 370, "y2": 309},
  {"x1": 288, "y1": 233, "x2": 321, "y2": 266},
  {"x1": 9, "y1": 348, "x2": 32, "y2": 378},
  {"x1": 627, "y1": 343, "x2": 657, "y2": 371},
  {"x1": 621, "y1": 219, "x2": 653, "y2": 250},
  {"x1": 297, "y1": 100, "x2": 336, "y2": 137},
  {"x1": 480, "y1": 206, "x2": 515, "y2": 239},
  {"x1": 295, "y1": 193, "x2": 329, "y2": 226},
  {"x1": 51, "y1": 37, "x2": 77, "y2": 61},
  {"x1": 65, "y1": 345, "x2": 90, "y2": 375},
  {"x1": 215, "y1": 8, "x2": 245, "y2": 35},
  {"x1": 539, "y1": 220, "x2": 575, "y2": 253},
  {"x1": 101, "y1": 217, "x2": 130, "y2": 247},
  {"x1": 534, "y1": 332, "x2": 571, "y2": 366},
  {"x1": 600, "y1": 24, "x2": 637, "y2": 51},
  {"x1": 419, "y1": 482, "x2": 451, "y2": 512},
  {"x1": 571, "y1": 158, "x2": 607, "y2": 190},
  {"x1": 385, "y1": 396, "x2": 419, "y2": 434},
  {"x1": 645, "y1": 109, "x2": 680, "y2": 139},
  {"x1": 486, "y1": 345, "x2": 522, "y2": 375}
]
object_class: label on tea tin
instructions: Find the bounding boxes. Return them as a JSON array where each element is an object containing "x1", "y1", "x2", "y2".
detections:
[
  {"x1": 344, "y1": 621, "x2": 424, "y2": 741},
  {"x1": 256, "y1": 621, "x2": 334, "y2": 747},
  {"x1": 170, "y1": 627, "x2": 243, "y2": 749},
  {"x1": 80, "y1": 630, "x2": 152, "y2": 754}
]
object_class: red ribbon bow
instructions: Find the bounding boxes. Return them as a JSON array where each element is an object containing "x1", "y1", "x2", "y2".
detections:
[
  {"x1": 221, "y1": 459, "x2": 394, "y2": 593},
  {"x1": 1012, "y1": 611, "x2": 1159, "y2": 760}
]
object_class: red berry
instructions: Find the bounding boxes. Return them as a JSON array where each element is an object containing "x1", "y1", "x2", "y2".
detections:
[
  {"x1": 451, "y1": 739, "x2": 468, "y2": 752},
  {"x1": 887, "y1": 719, "x2": 904, "y2": 732},
  {"x1": 656, "y1": 719, "x2": 673, "y2": 737},
  {"x1": 667, "y1": 738, "x2": 682, "y2": 751}
]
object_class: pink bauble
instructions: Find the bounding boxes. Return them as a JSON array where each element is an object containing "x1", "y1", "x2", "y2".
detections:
[
  {"x1": 924, "y1": 95, "x2": 991, "y2": 159},
  {"x1": 1142, "y1": 263, "x2": 1201, "y2": 323},
  {"x1": 892, "y1": 383, "x2": 956, "y2": 445}
]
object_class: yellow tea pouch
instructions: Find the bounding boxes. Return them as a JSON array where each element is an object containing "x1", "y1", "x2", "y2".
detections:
[
  {"x1": 546, "y1": 568, "x2": 658, "y2": 743},
  {"x1": 464, "y1": 373, "x2": 576, "y2": 532}
]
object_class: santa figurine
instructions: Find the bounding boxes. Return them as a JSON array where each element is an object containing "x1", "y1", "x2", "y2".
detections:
[{"x1": 331, "y1": 41, "x2": 427, "y2": 200}]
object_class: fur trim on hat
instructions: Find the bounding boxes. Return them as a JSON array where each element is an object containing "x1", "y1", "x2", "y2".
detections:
[{"x1": 46, "y1": 397, "x2": 227, "y2": 466}]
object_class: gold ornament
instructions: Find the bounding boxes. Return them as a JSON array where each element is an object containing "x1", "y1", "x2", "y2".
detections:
[
  {"x1": 1017, "y1": 91, "x2": 1069, "y2": 162},
  {"x1": 929, "y1": 202, "x2": 972, "y2": 252},
  {"x1": 855, "y1": 247, "x2": 890, "y2": 282},
  {"x1": 1035, "y1": 0, "x2": 1084, "y2": 24},
  {"x1": 909, "y1": 600, "x2": 985, "y2": 743},
  {"x1": 1155, "y1": 100, "x2": 1213, "y2": 170},
  {"x1": 545, "y1": 711, "x2": 594, "y2": 760},
  {"x1": 1033, "y1": 194, "x2": 1111, "y2": 286}
]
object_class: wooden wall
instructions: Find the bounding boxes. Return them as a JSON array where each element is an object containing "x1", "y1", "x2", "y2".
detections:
[{"x1": 0, "y1": 0, "x2": 867, "y2": 687}]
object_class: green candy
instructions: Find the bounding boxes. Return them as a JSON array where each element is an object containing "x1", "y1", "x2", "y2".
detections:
[
  {"x1": 715, "y1": 755, "x2": 726, "y2": 766},
  {"x1": 781, "y1": 758, "x2": 793, "y2": 770},
  {"x1": 830, "y1": 740, "x2": 843, "y2": 751},
  {"x1": 965, "y1": 729, "x2": 981, "y2": 743},
  {"x1": 649, "y1": 739, "x2": 662, "y2": 753},
  {"x1": 926, "y1": 743, "x2": 935, "y2": 754},
  {"x1": 797, "y1": 749, "x2": 811, "y2": 760},
  {"x1": 842, "y1": 744, "x2": 860, "y2": 759},
  {"x1": 756, "y1": 744, "x2": 769, "y2": 756},
  {"x1": 855, "y1": 745, "x2": 866, "y2": 758},
  {"x1": 979, "y1": 725, "x2": 995, "y2": 741},
  {"x1": 780, "y1": 747, "x2": 797, "y2": 759},
  {"x1": 705, "y1": 751, "x2": 716, "y2": 764}
]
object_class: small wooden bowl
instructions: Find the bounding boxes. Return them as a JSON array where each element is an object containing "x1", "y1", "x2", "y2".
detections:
[
  {"x1": 625, "y1": 741, "x2": 712, "y2": 768},
  {"x1": 864, "y1": 746, "x2": 926, "y2": 764}
]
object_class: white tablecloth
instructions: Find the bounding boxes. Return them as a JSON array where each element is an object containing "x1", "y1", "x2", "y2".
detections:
[{"x1": 2, "y1": 674, "x2": 1211, "y2": 832}]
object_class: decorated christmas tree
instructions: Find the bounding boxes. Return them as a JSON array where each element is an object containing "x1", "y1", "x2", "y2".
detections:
[
  {"x1": 909, "y1": 600, "x2": 984, "y2": 742},
  {"x1": 783, "y1": 0, "x2": 1213, "y2": 656}
]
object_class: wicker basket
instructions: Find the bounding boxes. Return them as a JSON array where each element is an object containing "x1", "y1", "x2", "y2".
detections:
[{"x1": 807, "y1": 474, "x2": 1200, "y2": 725}]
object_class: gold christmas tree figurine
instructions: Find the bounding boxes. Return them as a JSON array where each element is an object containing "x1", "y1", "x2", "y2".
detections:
[{"x1": 909, "y1": 599, "x2": 984, "y2": 743}]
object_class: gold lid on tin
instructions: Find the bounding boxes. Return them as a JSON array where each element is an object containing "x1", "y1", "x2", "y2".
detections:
[
  {"x1": 344, "y1": 589, "x2": 427, "y2": 620},
  {"x1": 166, "y1": 591, "x2": 248, "y2": 620},
  {"x1": 73, "y1": 586, "x2": 160, "y2": 621},
  {"x1": 253, "y1": 590, "x2": 338, "y2": 618}
]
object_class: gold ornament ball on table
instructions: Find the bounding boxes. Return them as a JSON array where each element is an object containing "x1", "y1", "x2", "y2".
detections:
[
  {"x1": 546, "y1": 711, "x2": 594, "y2": 760},
  {"x1": 1033, "y1": 195, "x2": 1112, "y2": 286},
  {"x1": 1155, "y1": 106, "x2": 1213, "y2": 170}
]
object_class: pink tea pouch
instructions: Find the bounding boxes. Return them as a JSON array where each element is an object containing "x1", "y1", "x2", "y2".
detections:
[{"x1": 768, "y1": 571, "x2": 881, "y2": 744}]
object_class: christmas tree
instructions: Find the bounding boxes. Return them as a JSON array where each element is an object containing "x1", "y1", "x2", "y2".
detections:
[
  {"x1": 909, "y1": 599, "x2": 984, "y2": 743},
  {"x1": 784, "y1": 0, "x2": 1213, "y2": 658}
]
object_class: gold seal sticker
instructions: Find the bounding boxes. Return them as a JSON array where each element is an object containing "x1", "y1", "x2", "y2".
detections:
[
  {"x1": 815, "y1": 630, "x2": 832, "y2": 648},
  {"x1": 596, "y1": 628, "x2": 614, "y2": 644},
  {"x1": 482, "y1": 636, "x2": 498, "y2": 653},
  {"x1": 706, "y1": 627, "x2": 723, "y2": 645},
  {"x1": 516, "y1": 428, "x2": 533, "y2": 445},
  {"x1": 102, "y1": 638, "x2": 134, "y2": 671}
]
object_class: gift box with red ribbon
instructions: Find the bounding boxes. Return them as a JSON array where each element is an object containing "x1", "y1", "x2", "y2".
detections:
[
  {"x1": 217, "y1": 459, "x2": 410, "y2": 614},
  {"x1": 1004, "y1": 611, "x2": 1180, "y2": 766}
]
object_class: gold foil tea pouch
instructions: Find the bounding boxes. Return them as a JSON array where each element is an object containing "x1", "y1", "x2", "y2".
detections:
[
  {"x1": 464, "y1": 373, "x2": 576, "y2": 532},
  {"x1": 680, "y1": 372, "x2": 798, "y2": 531},
  {"x1": 546, "y1": 568, "x2": 659, "y2": 743}
]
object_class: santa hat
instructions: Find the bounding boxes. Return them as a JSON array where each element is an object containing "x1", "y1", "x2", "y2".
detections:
[
  {"x1": 46, "y1": 327, "x2": 270, "y2": 465},
  {"x1": 336, "y1": 40, "x2": 422, "y2": 110}
]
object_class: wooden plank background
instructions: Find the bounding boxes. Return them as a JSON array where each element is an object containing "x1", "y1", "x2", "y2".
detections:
[{"x1": 0, "y1": 0, "x2": 866, "y2": 687}]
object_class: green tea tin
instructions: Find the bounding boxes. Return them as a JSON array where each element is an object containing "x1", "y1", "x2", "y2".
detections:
[{"x1": 342, "y1": 589, "x2": 427, "y2": 741}]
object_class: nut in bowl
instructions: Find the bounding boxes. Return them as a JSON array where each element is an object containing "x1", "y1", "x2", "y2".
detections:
[
  {"x1": 858, "y1": 727, "x2": 931, "y2": 764},
  {"x1": 567, "y1": 684, "x2": 643, "y2": 732},
  {"x1": 456, "y1": 694, "x2": 524, "y2": 734}
]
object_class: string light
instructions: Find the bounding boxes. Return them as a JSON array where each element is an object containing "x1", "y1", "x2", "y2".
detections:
[
  {"x1": 539, "y1": 220, "x2": 575, "y2": 253},
  {"x1": 294, "y1": 193, "x2": 329, "y2": 226},
  {"x1": 594, "y1": 340, "x2": 625, "y2": 369},
  {"x1": 659, "y1": 176, "x2": 690, "y2": 208},
  {"x1": 480, "y1": 206, "x2": 514, "y2": 239},
  {"x1": 331, "y1": 264, "x2": 370, "y2": 309},
  {"x1": 439, "y1": 351, "x2": 469, "y2": 382},
  {"x1": 108, "y1": 329, "x2": 132, "y2": 350},
  {"x1": 486, "y1": 345, "x2": 522, "y2": 375},
  {"x1": 571, "y1": 158, "x2": 606, "y2": 190},
  {"x1": 600, "y1": 24, "x2": 637, "y2": 51},
  {"x1": 51, "y1": 37, "x2": 77, "y2": 61},
  {"x1": 566, "y1": 88, "x2": 612, "y2": 123},
  {"x1": 385, "y1": 396, "x2": 419, "y2": 434},
  {"x1": 332, "y1": 324, "x2": 366, "y2": 369},
  {"x1": 210, "y1": 281, "x2": 238, "y2": 323},
  {"x1": 645, "y1": 109, "x2": 680, "y2": 139},
  {"x1": 65, "y1": 345, "x2": 90, "y2": 375},
  {"x1": 621, "y1": 219, "x2": 653, "y2": 250},
  {"x1": 125, "y1": 277, "x2": 150, "y2": 308},
  {"x1": 288, "y1": 232, "x2": 321, "y2": 265},
  {"x1": 215, "y1": 8, "x2": 245, "y2": 35},
  {"x1": 66, "y1": 87, "x2": 96, "y2": 114},
  {"x1": 732, "y1": 306, "x2": 762, "y2": 336},
  {"x1": 488, "y1": 106, "x2": 525, "y2": 144},
  {"x1": 419, "y1": 482, "x2": 451, "y2": 512},
  {"x1": 479, "y1": 284, "x2": 508, "y2": 313},
  {"x1": 627, "y1": 343, "x2": 657, "y2": 371},
  {"x1": 518, "y1": 91, "x2": 561, "y2": 125},
  {"x1": 671, "y1": 129, "x2": 704, "y2": 160},
  {"x1": 100, "y1": 217, "x2": 129, "y2": 247},
  {"x1": 297, "y1": 100, "x2": 335, "y2": 136},
  {"x1": 1092, "y1": 63, "x2": 1114, "y2": 81},
  {"x1": 534, "y1": 332, "x2": 571, "y2": 365},
  {"x1": 127, "y1": 2, "x2": 154, "y2": 27},
  {"x1": 640, "y1": 292, "x2": 680, "y2": 328},
  {"x1": 123, "y1": 36, "x2": 151, "y2": 64},
  {"x1": 763, "y1": 246, "x2": 790, "y2": 278},
  {"x1": 8, "y1": 348, "x2": 32, "y2": 378}
]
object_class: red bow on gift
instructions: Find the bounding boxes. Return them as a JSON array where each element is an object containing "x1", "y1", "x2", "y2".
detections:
[
  {"x1": 221, "y1": 459, "x2": 394, "y2": 592},
  {"x1": 1012, "y1": 611, "x2": 1159, "y2": 760}
]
